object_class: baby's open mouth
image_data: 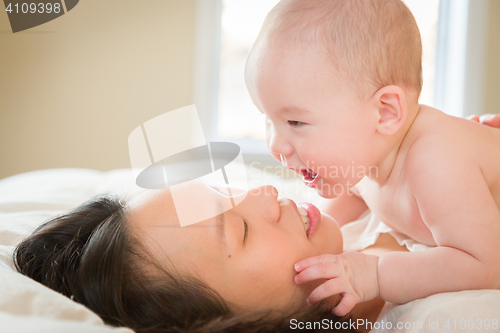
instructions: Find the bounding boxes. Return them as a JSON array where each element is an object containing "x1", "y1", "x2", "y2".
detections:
[{"x1": 301, "y1": 168, "x2": 319, "y2": 183}]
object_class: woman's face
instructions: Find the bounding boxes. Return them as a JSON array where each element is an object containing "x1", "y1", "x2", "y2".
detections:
[{"x1": 128, "y1": 182, "x2": 343, "y2": 312}]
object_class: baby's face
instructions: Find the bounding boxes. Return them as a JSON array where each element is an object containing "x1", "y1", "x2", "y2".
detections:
[{"x1": 245, "y1": 40, "x2": 378, "y2": 198}]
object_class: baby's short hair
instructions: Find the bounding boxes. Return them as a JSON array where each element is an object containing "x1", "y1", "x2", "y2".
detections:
[{"x1": 259, "y1": 0, "x2": 423, "y2": 102}]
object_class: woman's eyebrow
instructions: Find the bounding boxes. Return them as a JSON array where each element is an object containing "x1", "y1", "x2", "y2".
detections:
[
  {"x1": 212, "y1": 189, "x2": 228, "y2": 251},
  {"x1": 215, "y1": 212, "x2": 228, "y2": 251},
  {"x1": 203, "y1": 182, "x2": 229, "y2": 250}
]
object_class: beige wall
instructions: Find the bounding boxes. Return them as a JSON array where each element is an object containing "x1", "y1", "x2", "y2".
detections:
[
  {"x1": 0, "y1": 0, "x2": 196, "y2": 179},
  {"x1": 484, "y1": 0, "x2": 500, "y2": 115}
]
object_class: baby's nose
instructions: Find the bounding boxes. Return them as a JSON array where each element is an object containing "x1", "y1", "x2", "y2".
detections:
[{"x1": 267, "y1": 129, "x2": 294, "y2": 157}]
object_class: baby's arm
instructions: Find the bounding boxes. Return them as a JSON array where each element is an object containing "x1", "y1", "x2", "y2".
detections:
[{"x1": 378, "y1": 139, "x2": 500, "y2": 303}]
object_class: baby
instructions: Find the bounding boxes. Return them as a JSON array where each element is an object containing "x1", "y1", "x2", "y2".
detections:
[{"x1": 244, "y1": 0, "x2": 500, "y2": 316}]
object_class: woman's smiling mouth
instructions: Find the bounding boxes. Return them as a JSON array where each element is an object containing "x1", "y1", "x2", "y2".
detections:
[
  {"x1": 297, "y1": 206, "x2": 310, "y2": 235},
  {"x1": 297, "y1": 202, "x2": 321, "y2": 238}
]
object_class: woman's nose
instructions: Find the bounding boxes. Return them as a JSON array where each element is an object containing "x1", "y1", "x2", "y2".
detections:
[
  {"x1": 253, "y1": 185, "x2": 279, "y2": 198},
  {"x1": 248, "y1": 185, "x2": 280, "y2": 221}
]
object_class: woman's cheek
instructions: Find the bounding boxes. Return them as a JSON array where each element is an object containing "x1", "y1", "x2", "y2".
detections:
[
  {"x1": 316, "y1": 214, "x2": 343, "y2": 254},
  {"x1": 253, "y1": 241, "x2": 293, "y2": 271}
]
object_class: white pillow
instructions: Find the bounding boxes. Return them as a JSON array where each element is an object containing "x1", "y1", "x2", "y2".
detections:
[
  {"x1": 0, "y1": 265, "x2": 133, "y2": 333},
  {"x1": 0, "y1": 168, "x2": 136, "y2": 333}
]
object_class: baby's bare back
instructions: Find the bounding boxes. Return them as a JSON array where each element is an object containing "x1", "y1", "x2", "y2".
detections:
[
  {"x1": 362, "y1": 105, "x2": 500, "y2": 246},
  {"x1": 360, "y1": 105, "x2": 500, "y2": 304}
]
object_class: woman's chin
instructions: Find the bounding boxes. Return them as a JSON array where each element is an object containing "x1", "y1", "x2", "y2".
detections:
[{"x1": 317, "y1": 213, "x2": 343, "y2": 254}]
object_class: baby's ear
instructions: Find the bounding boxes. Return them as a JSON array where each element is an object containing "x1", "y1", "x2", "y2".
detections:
[{"x1": 371, "y1": 85, "x2": 407, "y2": 135}]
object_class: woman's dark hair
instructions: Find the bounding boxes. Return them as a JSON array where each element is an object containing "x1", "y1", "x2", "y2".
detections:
[{"x1": 14, "y1": 195, "x2": 358, "y2": 332}]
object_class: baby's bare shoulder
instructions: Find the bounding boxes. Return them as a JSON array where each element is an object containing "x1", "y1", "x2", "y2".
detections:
[
  {"x1": 404, "y1": 108, "x2": 464, "y2": 167},
  {"x1": 415, "y1": 105, "x2": 500, "y2": 145},
  {"x1": 404, "y1": 106, "x2": 500, "y2": 186}
]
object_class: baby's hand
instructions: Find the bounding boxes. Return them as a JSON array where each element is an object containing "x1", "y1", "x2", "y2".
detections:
[{"x1": 294, "y1": 251, "x2": 379, "y2": 317}]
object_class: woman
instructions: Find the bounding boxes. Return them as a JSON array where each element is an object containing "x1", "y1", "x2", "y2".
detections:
[
  {"x1": 14, "y1": 183, "x2": 361, "y2": 333},
  {"x1": 14, "y1": 117, "x2": 500, "y2": 333}
]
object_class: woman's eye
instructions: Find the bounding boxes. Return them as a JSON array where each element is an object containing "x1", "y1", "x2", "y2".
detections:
[
  {"x1": 243, "y1": 220, "x2": 248, "y2": 242},
  {"x1": 288, "y1": 120, "x2": 305, "y2": 126}
]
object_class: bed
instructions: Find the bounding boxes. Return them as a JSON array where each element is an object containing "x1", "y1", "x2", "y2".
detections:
[{"x1": 1, "y1": 167, "x2": 499, "y2": 333}]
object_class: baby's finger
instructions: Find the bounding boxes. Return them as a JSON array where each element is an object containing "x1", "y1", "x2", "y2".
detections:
[
  {"x1": 307, "y1": 278, "x2": 348, "y2": 305},
  {"x1": 294, "y1": 262, "x2": 341, "y2": 284},
  {"x1": 294, "y1": 254, "x2": 338, "y2": 272},
  {"x1": 466, "y1": 115, "x2": 480, "y2": 122},
  {"x1": 481, "y1": 114, "x2": 500, "y2": 128},
  {"x1": 333, "y1": 294, "x2": 358, "y2": 317}
]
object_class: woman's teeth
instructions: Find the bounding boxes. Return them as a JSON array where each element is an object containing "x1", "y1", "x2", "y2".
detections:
[{"x1": 297, "y1": 206, "x2": 310, "y2": 234}]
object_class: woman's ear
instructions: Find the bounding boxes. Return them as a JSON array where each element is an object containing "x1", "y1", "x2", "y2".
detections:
[{"x1": 371, "y1": 85, "x2": 407, "y2": 135}]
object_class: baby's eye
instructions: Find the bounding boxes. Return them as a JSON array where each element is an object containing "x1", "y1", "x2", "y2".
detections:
[{"x1": 288, "y1": 120, "x2": 305, "y2": 126}]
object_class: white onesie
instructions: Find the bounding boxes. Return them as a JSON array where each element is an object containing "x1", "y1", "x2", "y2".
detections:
[{"x1": 340, "y1": 210, "x2": 434, "y2": 253}]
